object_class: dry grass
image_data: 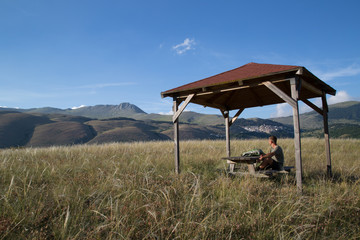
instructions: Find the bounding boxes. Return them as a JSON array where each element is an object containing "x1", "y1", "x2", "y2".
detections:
[{"x1": 0, "y1": 138, "x2": 359, "y2": 239}]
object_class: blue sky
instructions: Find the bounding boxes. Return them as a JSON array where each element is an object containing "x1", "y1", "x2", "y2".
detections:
[{"x1": 1, "y1": 0, "x2": 359, "y2": 118}]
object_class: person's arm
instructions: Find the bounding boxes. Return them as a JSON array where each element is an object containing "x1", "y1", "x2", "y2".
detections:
[{"x1": 259, "y1": 151, "x2": 275, "y2": 160}]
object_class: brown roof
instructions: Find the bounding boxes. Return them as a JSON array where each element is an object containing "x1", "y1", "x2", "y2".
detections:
[
  {"x1": 161, "y1": 62, "x2": 336, "y2": 111},
  {"x1": 162, "y1": 62, "x2": 301, "y2": 95}
]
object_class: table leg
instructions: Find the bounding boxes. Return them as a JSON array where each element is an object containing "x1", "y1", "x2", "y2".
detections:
[
  {"x1": 229, "y1": 163, "x2": 235, "y2": 173},
  {"x1": 247, "y1": 164, "x2": 255, "y2": 174}
]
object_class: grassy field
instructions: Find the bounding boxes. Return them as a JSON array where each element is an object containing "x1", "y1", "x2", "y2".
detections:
[{"x1": 0, "y1": 138, "x2": 359, "y2": 239}]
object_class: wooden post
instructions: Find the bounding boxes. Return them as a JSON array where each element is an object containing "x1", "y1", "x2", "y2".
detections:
[
  {"x1": 173, "y1": 97, "x2": 180, "y2": 174},
  {"x1": 224, "y1": 110, "x2": 231, "y2": 157},
  {"x1": 263, "y1": 79, "x2": 303, "y2": 192},
  {"x1": 222, "y1": 110, "x2": 234, "y2": 172},
  {"x1": 290, "y1": 78, "x2": 303, "y2": 194},
  {"x1": 322, "y1": 93, "x2": 332, "y2": 177}
]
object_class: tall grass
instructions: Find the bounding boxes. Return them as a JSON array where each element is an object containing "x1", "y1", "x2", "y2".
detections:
[{"x1": 0, "y1": 139, "x2": 359, "y2": 239}]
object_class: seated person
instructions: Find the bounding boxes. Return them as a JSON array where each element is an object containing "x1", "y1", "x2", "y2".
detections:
[{"x1": 257, "y1": 135, "x2": 284, "y2": 171}]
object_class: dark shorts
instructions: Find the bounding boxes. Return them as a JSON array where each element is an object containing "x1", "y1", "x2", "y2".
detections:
[{"x1": 270, "y1": 160, "x2": 283, "y2": 170}]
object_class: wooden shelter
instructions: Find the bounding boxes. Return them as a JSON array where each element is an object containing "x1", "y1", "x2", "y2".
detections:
[{"x1": 161, "y1": 62, "x2": 336, "y2": 193}]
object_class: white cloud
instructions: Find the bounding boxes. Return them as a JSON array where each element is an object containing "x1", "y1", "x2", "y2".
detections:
[
  {"x1": 271, "y1": 103, "x2": 292, "y2": 118},
  {"x1": 0, "y1": 105, "x2": 20, "y2": 109},
  {"x1": 77, "y1": 82, "x2": 136, "y2": 89},
  {"x1": 328, "y1": 90, "x2": 352, "y2": 104},
  {"x1": 172, "y1": 38, "x2": 196, "y2": 55},
  {"x1": 71, "y1": 105, "x2": 87, "y2": 110},
  {"x1": 316, "y1": 64, "x2": 360, "y2": 81},
  {"x1": 158, "y1": 109, "x2": 191, "y2": 115},
  {"x1": 269, "y1": 91, "x2": 353, "y2": 118},
  {"x1": 300, "y1": 104, "x2": 312, "y2": 114},
  {"x1": 270, "y1": 102, "x2": 316, "y2": 118},
  {"x1": 158, "y1": 110, "x2": 173, "y2": 115}
]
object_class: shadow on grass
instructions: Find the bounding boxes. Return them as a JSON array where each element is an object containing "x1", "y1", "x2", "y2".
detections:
[
  {"x1": 215, "y1": 168, "x2": 298, "y2": 186},
  {"x1": 304, "y1": 170, "x2": 360, "y2": 184},
  {"x1": 216, "y1": 169, "x2": 358, "y2": 187}
]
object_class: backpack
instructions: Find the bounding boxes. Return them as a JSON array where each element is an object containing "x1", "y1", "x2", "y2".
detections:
[{"x1": 241, "y1": 149, "x2": 265, "y2": 157}]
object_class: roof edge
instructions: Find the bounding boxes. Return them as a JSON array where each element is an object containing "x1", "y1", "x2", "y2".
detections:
[{"x1": 162, "y1": 66, "x2": 301, "y2": 97}]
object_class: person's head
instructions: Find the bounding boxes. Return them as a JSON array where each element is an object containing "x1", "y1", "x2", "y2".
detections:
[{"x1": 269, "y1": 135, "x2": 277, "y2": 145}]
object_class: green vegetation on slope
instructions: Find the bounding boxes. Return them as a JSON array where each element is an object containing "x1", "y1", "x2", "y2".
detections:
[
  {"x1": 271, "y1": 101, "x2": 360, "y2": 129},
  {"x1": 0, "y1": 139, "x2": 359, "y2": 239},
  {"x1": 303, "y1": 123, "x2": 360, "y2": 138}
]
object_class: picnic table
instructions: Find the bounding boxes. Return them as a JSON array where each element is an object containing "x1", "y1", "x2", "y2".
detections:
[
  {"x1": 222, "y1": 156, "x2": 259, "y2": 174},
  {"x1": 222, "y1": 156, "x2": 294, "y2": 177}
]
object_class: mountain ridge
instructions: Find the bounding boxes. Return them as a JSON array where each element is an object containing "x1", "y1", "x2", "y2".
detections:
[
  {"x1": 0, "y1": 102, "x2": 146, "y2": 119},
  {"x1": 0, "y1": 100, "x2": 359, "y2": 148},
  {"x1": 270, "y1": 101, "x2": 360, "y2": 129}
]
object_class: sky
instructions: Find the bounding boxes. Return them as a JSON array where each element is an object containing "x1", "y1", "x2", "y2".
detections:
[{"x1": 1, "y1": 0, "x2": 360, "y2": 119}]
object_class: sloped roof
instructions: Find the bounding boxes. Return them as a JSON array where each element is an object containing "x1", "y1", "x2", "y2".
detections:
[
  {"x1": 162, "y1": 62, "x2": 299, "y2": 95},
  {"x1": 161, "y1": 62, "x2": 336, "y2": 111}
]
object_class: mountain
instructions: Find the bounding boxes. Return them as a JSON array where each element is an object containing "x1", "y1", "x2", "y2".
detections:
[
  {"x1": 67, "y1": 103, "x2": 146, "y2": 119},
  {"x1": 9, "y1": 101, "x2": 359, "y2": 128},
  {"x1": 0, "y1": 100, "x2": 359, "y2": 148},
  {"x1": 0, "y1": 112, "x2": 292, "y2": 148},
  {"x1": 134, "y1": 111, "x2": 224, "y2": 125},
  {"x1": 271, "y1": 101, "x2": 360, "y2": 129},
  {"x1": 26, "y1": 107, "x2": 66, "y2": 114},
  {"x1": 0, "y1": 103, "x2": 147, "y2": 120},
  {"x1": 0, "y1": 103, "x2": 224, "y2": 124}
]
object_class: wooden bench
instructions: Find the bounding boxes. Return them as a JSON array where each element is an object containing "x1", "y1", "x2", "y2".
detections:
[{"x1": 283, "y1": 166, "x2": 294, "y2": 172}]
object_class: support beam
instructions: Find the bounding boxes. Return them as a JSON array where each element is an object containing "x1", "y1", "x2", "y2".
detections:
[
  {"x1": 322, "y1": 92, "x2": 332, "y2": 177},
  {"x1": 173, "y1": 97, "x2": 180, "y2": 174},
  {"x1": 301, "y1": 80, "x2": 323, "y2": 96},
  {"x1": 302, "y1": 99, "x2": 323, "y2": 116},
  {"x1": 172, "y1": 94, "x2": 195, "y2": 123},
  {"x1": 230, "y1": 108, "x2": 244, "y2": 126},
  {"x1": 290, "y1": 78, "x2": 303, "y2": 194},
  {"x1": 264, "y1": 81, "x2": 297, "y2": 108}
]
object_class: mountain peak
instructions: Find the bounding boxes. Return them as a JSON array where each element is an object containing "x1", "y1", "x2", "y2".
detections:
[
  {"x1": 68, "y1": 103, "x2": 146, "y2": 119},
  {"x1": 117, "y1": 103, "x2": 146, "y2": 114}
]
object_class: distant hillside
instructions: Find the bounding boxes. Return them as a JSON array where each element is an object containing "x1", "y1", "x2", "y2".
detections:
[
  {"x1": 6, "y1": 101, "x2": 359, "y2": 129},
  {"x1": 1, "y1": 103, "x2": 146, "y2": 120},
  {"x1": 0, "y1": 111, "x2": 292, "y2": 148},
  {"x1": 27, "y1": 121, "x2": 96, "y2": 147},
  {"x1": 271, "y1": 101, "x2": 360, "y2": 129},
  {"x1": 0, "y1": 112, "x2": 51, "y2": 148},
  {"x1": 302, "y1": 123, "x2": 360, "y2": 138},
  {"x1": 135, "y1": 111, "x2": 224, "y2": 125},
  {"x1": 0, "y1": 103, "x2": 223, "y2": 125},
  {"x1": 86, "y1": 118, "x2": 170, "y2": 144},
  {"x1": 1, "y1": 100, "x2": 359, "y2": 148}
]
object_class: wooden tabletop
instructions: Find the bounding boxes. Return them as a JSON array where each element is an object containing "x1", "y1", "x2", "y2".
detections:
[{"x1": 222, "y1": 156, "x2": 259, "y2": 163}]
